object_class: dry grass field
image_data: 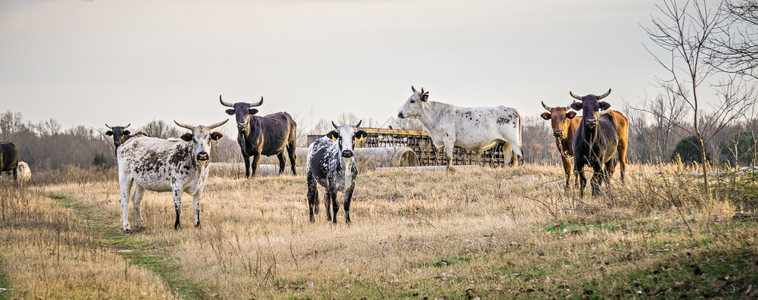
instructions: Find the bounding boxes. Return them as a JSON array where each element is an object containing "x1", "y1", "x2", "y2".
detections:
[{"x1": 1, "y1": 163, "x2": 757, "y2": 299}]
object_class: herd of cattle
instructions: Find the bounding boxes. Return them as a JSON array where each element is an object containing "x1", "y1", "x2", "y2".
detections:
[{"x1": 0, "y1": 87, "x2": 629, "y2": 233}]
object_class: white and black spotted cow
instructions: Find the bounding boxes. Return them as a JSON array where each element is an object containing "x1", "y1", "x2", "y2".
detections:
[
  {"x1": 306, "y1": 121, "x2": 367, "y2": 223},
  {"x1": 398, "y1": 86, "x2": 524, "y2": 170},
  {"x1": 116, "y1": 119, "x2": 227, "y2": 233}
]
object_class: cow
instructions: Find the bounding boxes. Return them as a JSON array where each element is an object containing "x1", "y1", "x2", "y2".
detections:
[
  {"x1": 0, "y1": 142, "x2": 19, "y2": 180},
  {"x1": 570, "y1": 89, "x2": 619, "y2": 197},
  {"x1": 540, "y1": 102, "x2": 581, "y2": 188},
  {"x1": 17, "y1": 161, "x2": 31, "y2": 184},
  {"x1": 540, "y1": 101, "x2": 629, "y2": 187},
  {"x1": 397, "y1": 86, "x2": 523, "y2": 170},
  {"x1": 306, "y1": 121, "x2": 367, "y2": 223},
  {"x1": 116, "y1": 119, "x2": 227, "y2": 234},
  {"x1": 219, "y1": 95, "x2": 297, "y2": 178}
]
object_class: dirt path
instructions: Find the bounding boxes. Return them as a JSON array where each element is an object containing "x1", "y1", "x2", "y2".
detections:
[{"x1": 47, "y1": 193, "x2": 207, "y2": 300}]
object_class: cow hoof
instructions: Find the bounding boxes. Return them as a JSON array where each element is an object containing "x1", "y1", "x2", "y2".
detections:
[
  {"x1": 194, "y1": 223, "x2": 201, "y2": 228},
  {"x1": 447, "y1": 166, "x2": 457, "y2": 172},
  {"x1": 123, "y1": 229, "x2": 133, "y2": 234}
]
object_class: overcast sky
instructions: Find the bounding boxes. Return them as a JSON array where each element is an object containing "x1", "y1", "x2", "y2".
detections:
[{"x1": 1, "y1": 0, "x2": 682, "y2": 136}]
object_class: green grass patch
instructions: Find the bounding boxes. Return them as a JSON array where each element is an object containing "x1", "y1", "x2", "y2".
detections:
[
  {"x1": 46, "y1": 193, "x2": 206, "y2": 300},
  {"x1": 0, "y1": 257, "x2": 12, "y2": 300}
]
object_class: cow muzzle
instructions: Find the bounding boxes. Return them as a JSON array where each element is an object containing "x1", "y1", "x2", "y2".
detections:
[
  {"x1": 553, "y1": 130, "x2": 563, "y2": 137},
  {"x1": 197, "y1": 152, "x2": 210, "y2": 161},
  {"x1": 341, "y1": 150, "x2": 354, "y2": 158},
  {"x1": 585, "y1": 119, "x2": 597, "y2": 128},
  {"x1": 397, "y1": 112, "x2": 405, "y2": 119}
]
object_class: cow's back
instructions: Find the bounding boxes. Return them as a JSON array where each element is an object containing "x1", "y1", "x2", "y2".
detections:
[
  {"x1": 118, "y1": 136, "x2": 193, "y2": 192},
  {"x1": 256, "y1": 112, "x2": 296, "y2": 155},
  {"x1": 451, "y1": 106, "x2": 521, "y2": 150},
  {"x1": 0, "y1": 142, "x2": 18, "y2": 172},
  {"x1": 307, "y1": 137, "x2": 338, "y2": 186}
]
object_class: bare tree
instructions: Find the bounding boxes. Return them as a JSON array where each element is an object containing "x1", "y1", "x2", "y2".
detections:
[
  {"x1": 644, "y1": 0, "x2": 727, "y2": 194},
  {"x1": 140, "y1": 120, "x2": 181, "y2": 139},
  {"x1": 710, "y1": 0, "x2": 758, "y2": 80},
  {"x1": 630, "y1": 87, "x2": 690, "y2": 163}
]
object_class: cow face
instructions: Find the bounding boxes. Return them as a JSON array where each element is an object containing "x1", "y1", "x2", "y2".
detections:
[
  {"x1": 175, "y1": 120, "x2": 228, "y2": 163},
  {"x1": 219, "y1": 95, "x2": 263, "y2": 133},
  {"x1": 398, "y1": 86, "x2": 430, "y2": 119},
  {"x1": 540, "y1": 102, "x2": 577, "y2": 138},
  {"x1": 569, "y1": 89, "x2": 611, "y2": 129},
  {"x1": 105, "y1": 123, "x2": 131, "y2": 147},
  {"x1": 326, "y1": 121, "x2": 367, "y2": 158}
]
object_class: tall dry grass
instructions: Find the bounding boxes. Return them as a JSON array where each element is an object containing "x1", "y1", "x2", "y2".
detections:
[
  {"x1": 0, "y1": 183, "x2": 175, "y2": 299},
  {"x1": 2, "y1": 162, "x2": 754, "y2": 298}
]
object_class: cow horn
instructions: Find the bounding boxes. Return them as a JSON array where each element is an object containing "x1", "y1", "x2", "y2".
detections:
[
  {"x1": 569, "y1": 91, "x2": 583, "y2": 101},
  {"x1": 354, "y1": 120, "x2": 362, "y2": 128},
  {"x1": 421, "y1": 87, "x2": 425, "y2": 95},
  {"x1": 541, "y1": 101, "x2": 551, "y2": 111},
  {"x1": 206, "y1": 119, "x2": 229, "y2": 129},
  {"x1": 105, "y1": 123, "x2": 112, "y2": 129},
  {"x1": 124, "y1": 123, "x2": 131, "y2": 129},
  {"x1": 597, "y1": 89, "x2": 612, "y2": 100},
  {"x1": 250, "y1": 97, "x2": 264, "y2": 107},
  {"x1": 174, "y1": 120, "x2": 195, "y2": 130},
  {"x1": 332, "y1": 121, "x2": 340, "y2": 130},
  {"x1": 219, "y1": 95, "x2": 235, "y2": 107},
  {"x1": 412, "y1": 86, "x2": 417, "y2": 93}
]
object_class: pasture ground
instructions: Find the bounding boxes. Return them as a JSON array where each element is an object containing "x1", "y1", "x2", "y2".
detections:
[{"x1": 1, "y1": 164, "x2": 757, "y2": 299}]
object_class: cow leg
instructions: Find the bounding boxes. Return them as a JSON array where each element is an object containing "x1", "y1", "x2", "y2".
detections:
[
  {"x1": 618, "y1": 142, "x2": 627, "y2": 185},
  {"x1": 576, "y1": 165, "x2": 586, "y2": 198},
  {"x1": 242, "y1": 153, "x2": 251, "y2": 178},
  {"x1": 132, "y1": 184, "x2": 146, "y2": 229},
  {"x1": 344, "y1": 185, "x2": 355, "y2": 224},
  {"x1": 251, "y1": 154, "x2": 261, "y2": 177},
  {"x1": 330, "y1": 188, "x2": 339, "y2": 224},
  {"x1": 119, "y1": 177, "x2": 134, "y2": 234},
  {"x1": 192, "y1": 192, "x2": 202, "y2": 228},
  {"x1": 590, "y1": 163, "x2": 603, "y2": 196},
  {"x1": 604, "y1": 159, "x2": 614, "y2": 189},
  {"x1": 324, "y1": 187, "x2": 332, "y2": 222},
  {"x1": 561, "y1": 156, "x2": 573, "y2": 189},
  {"x1": 443, "y1": 141, "x2": 456, "y2": 172},
  {"x1": 307, "y1": 171, "x2": 318, "y2": 222},
  {"x1": 12, "y1": 168, "x2": 17, "y2": 181},
  {"x1": 288, "y1": 145, "x2": 297, "y2": 175},
  {"x1": 172, "y1": 188, "x2": 182, "y2": 230},
  {"x1": 277, "y1": 153, "x2": 286, "y2": 174}
]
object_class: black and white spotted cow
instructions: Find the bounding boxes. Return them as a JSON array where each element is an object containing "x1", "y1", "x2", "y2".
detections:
[
  {"x1": 398, "y1": 86, "x2": 524, "y2": 169},
  {"x1": 306, "y1": 120, "x2": 367, "y2": 223},
  {"x1": 116, "y1": 119, "x2": 227, "y2": 233}
]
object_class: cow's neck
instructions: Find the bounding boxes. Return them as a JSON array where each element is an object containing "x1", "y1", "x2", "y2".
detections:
[{"x1": 419, "y1": 101, "x2": 450, "y2": 134}]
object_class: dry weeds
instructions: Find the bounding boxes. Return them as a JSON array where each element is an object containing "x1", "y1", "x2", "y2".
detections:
[{"x1": 1, "y1": 163, "x2": 756, "y2": 298}]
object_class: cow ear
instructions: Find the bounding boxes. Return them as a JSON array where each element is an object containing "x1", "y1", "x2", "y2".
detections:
[
  {"x1": 540, "y1": 112, "x2": 551, "y2": 120},
  {"x1": 249, "y1": 108, "x2": 259, "y2": 115},
  {"x1": 570, "y1": 102, "x2": 583, "y2": 111},
  {"x1": 327, "y1": 131, "x2": 339, "y2": 141},
  {"x1": 566, "y1": 111, "x2": 577, "y2": 119},
  {"x1": 355, "y1": 130, "x2": 368, "y2": 140},
  {"x1": 180, "y1": 133, "x2": 193, "y2": 142},
  {"x1": 123, "y1": 130, "x2": 131, "y2": 135},
  {"x1": 210, "y1": 132, "x2": 224, "y2": 140},
  {"x1": 225, "y1": 109, "x2": 235, "y2": 116},
  {"x1": 421, "y1": 93, "x2": 429, "y2": 102},
  {"x1": 105, "y1": 130, "x2": 113, "y2": 136},
  {"x1": 599, "y1": 101, "x2": 611, "y2": 111}
]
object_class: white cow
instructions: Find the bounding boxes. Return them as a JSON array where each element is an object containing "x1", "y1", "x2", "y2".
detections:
[
  {"x1": 398, "y1": 86, "x2": 523, "y2": 170},
  {"x1": 16, "y1": 161, "x2": 31, "y2": 184},
  {"x1": 116, "y1": 119, "x2": 227, "y2": 233}
]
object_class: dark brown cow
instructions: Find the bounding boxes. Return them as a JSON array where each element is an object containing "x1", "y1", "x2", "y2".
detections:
[
  {"x1": 541, "y1": 102, "x2": 629, "y2": 187},
  {"x1": 570, "y1": 89, "x2": 619, "y2": 197},
  {"x1": 219, "y1": 95, "x2": 297, "y2": 178},
  {"x1": 0, "y1": 142, "x2": 19, "y2": 180}
]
